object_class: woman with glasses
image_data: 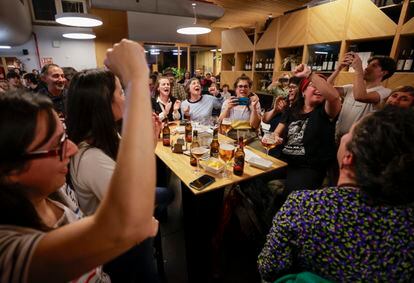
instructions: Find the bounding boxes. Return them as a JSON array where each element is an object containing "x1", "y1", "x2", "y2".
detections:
[
  {"x1": 180, "y1": 77, "x2": 223, "y2": 121},
  {"x1": 218, "y1": 75, "x2": 262, "y2": 139},
  {"x1": 272, "y1": 64, "x2": 341, "y2": 194},
  {"x1": 0, "y1": 39, "x2": 158, "y2": 282}
]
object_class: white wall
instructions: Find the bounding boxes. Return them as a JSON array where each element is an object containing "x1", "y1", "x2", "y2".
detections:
[
  {"x1": 127, "y1": 11, "x2": 197, "y2": 44},
  {"x1": 0, "y1": 25, "x2": 97, "y2": 72}
]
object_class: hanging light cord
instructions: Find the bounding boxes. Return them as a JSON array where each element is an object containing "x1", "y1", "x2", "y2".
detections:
[{"x1": 192, "y1": 3, "x2": 197, "y2": 25}]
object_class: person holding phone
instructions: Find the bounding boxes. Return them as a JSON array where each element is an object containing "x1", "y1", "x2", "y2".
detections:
[
  {"x1": 219, "y1": 75, "x2": 262, "y2": 138},
  {"x1": 328, "y1": 53, "x2": 396, "y2": 141},
  {"x1": 0, "y1": 39, "x2": 158, "y2": 282}
]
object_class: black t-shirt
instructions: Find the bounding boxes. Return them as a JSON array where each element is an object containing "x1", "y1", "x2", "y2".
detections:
[{"x1": 280, "y1": 103, "x2": 337, "y2": 168}]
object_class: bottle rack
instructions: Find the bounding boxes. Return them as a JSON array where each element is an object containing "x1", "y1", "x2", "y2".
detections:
[
  {"x1": 220, "y1": 0, "x2": 414, "y2": 91},
  {"x1": 307, "y1": 43, "x2": 341, "y2": 73},
  {"x1": 254, "y1": 49, "x2": 275, "y2": 72}
]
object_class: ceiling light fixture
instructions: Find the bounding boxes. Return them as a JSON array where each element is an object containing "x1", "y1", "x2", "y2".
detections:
[
  {"x1": 55, "y1": 13, "x2": 103, "y2": 27},
  {"x1": 177, "y1": 3, "x2": 211, "y2": 35},
  {"x1": 0, "y1": 45, "x2": 11, "y2": 49},
  {"x1": 63, "y1": 33, "x2": 96, "y2": 39}
]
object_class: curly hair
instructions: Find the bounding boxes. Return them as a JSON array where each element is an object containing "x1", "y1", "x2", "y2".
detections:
[{"x1": 347, "y1": 106, "x2": 414, "y2": 205}]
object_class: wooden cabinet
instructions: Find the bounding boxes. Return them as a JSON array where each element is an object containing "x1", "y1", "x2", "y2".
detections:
[{"x1": 221, "y1": 0, "x2": 414, "y2": 91}]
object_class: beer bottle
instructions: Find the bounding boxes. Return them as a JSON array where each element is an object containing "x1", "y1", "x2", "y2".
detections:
[
  {"x1": 185, "y1": 121, "x2": 193, "y2": 143},
  {"x1": 210, "y1": 127, "x2": 219, "y2": 158},
  {"x1": 233, "y1": 136, "x2": 245, "y2": 176},
  {"x1": 190, "y1": 130, "x2": 199, "y2": 167},
  {"x1": 162, "y1": 118, "x2": 170, "y2": 147}
]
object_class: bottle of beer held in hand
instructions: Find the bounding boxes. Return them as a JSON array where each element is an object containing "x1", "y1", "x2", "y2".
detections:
[
  {"x1": 190, "y1": 130, "x2": 199, "y2": 166},
  {"x1": 233, "y1": 136, "x2": 245, "y2": 176},
  {"x1": 210, "y1": 127, "x2": 219, "y2": 158},
  {"x1": 162, "y1": 119, "x2": 170, "y2": 147},
  {"x1": 185, "y1": 121, "x2": 193, "y2": 143}
]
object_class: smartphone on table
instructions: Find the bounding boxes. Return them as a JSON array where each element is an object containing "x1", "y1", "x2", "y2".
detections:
[{"x1": 189, "y1": 174, "x2": 216, "y2": 191}]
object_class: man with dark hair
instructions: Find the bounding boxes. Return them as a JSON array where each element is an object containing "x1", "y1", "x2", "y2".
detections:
[
  {"x1": 23, "y1": 73, "x2": 41, "y2": 92},
  {"x1": 329, "y1": 53, "x2": 396, "y2": 139},
  {"x1": 6, "y1": 71, "x2": 21, "y2": 91},
  {"x1": 39, "y1": 63, "x2": 67, "y2": 117},
  {"x1": 62, "y1": 66, "x2": 78, "y2": 89}
]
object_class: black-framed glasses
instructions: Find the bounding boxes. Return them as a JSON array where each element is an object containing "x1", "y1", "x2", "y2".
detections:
[
  {"x1": 22, "y1": 132, "x2": 68, "y2": 161},
  {"x1": 237, "y1": 85, "x2": 249, "y2": 89}
]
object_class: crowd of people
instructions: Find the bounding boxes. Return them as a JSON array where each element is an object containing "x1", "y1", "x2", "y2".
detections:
[{"x1": 0, "y1": 39, "x2": 413, "y2": 282}]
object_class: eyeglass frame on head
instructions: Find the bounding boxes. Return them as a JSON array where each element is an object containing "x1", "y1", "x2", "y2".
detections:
[{"x1": 21, "y1": 130, "x2": 68, "y2": 162}]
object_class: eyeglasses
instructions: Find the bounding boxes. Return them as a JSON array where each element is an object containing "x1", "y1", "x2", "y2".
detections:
[
  {"x1": 237, "y1": 85, "x2": 249, "y2": 89},
  {"x1": 22, "y1": 132, "x2": 68, "y2": 161},
  {"x1": 288, "y1": 85, "x2": 298, "y2": 89}
]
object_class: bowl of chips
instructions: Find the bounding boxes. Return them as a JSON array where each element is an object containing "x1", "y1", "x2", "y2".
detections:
[{"x1": 200, "y1": 157, "x2": 225, "y2": 175}]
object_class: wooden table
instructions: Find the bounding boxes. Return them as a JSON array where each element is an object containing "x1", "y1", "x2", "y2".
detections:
[
  {"x1": 155, "y1": 134, "x2": 287, "y2": 195},
  {"x1": 155, "y1": 132, "x2": 287, "y2": 282}
]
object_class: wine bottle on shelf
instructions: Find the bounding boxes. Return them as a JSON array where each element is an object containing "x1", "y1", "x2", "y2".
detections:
[
  {"x1": 259, "y1": 58, "x2": 263, "y2": 70},
  {"x1": 270, "y1": 58, "x2": 274, "y2": 70},
  {"x1": 396, "y1": 49, "x2": 406, "y2": 71},
  {"x1": 255, "y1": 59, "x2": 259, "y2": 70},
  {"x1": 265, "y1": 58, "x2": 269, "y2": 70},
  {"x1": 322, "y1": 54, "x2": 329, "y2": 71},
  {"x1": 403, "y1": 49, "x2": 413, "y2": 72},
  {"x1": 333, "y1": 54, "x2": 339, "y2": 71},
  {"x1": 327, "y1": 53, "x2": 334, "y2": 71}
]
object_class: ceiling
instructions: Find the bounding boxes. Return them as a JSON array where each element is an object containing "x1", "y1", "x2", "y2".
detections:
[
  {"x1": 91, "y1": 0, "x2": 313, "y2": 29},
  {"x1": 208, "y1": 0, "x2": 312, "y2": 28}
]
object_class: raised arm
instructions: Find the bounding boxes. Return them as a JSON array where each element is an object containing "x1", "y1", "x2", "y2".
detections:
[
  {"x1": 262, "y1": 96, "x2": 287, "y2": 123},
  {"x1": 350, "y1": 53, "x2": 382, "y2": 104},
  {"x1": 296, "y1": 64, "x2": 341, "y2": 118},
  {"x1": 249, "y1": 94, "x2": 262, "y2": 129},
  {"x1": 29, "y1": 39, "x2": 157, "y2": 282}
]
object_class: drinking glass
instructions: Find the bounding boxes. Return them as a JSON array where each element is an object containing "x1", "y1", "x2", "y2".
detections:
[
  {"x1": 220, "y1": 118, "x2": 232, "y2": 137},
  {"x1": 191, "y1": 146, "x2": 209, "y2": 174},
  {"x1": 259, "y1": 130, "x2": 279, "y2": 156},
  {"x1": 219, "y1": 142, "x2": 235, "y2": 178}
]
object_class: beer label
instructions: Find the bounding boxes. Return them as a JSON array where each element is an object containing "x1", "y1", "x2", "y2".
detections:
[
  {"x1": 233, "y1": 157, "x2": 244, "y2": 176},
  {"x1": 162, "y1": 133, "x2": 170, "y2": 146},
  {"x1": 210, "y1": 149, "x2": 219, "y2": 158},
  {"x1": 185, "y1": 133, "x2": 192, "y2": 143}
]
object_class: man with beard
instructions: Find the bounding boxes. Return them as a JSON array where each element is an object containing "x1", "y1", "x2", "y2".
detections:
[
  {"x1": 329, "y1": 53, "x2": 396, "y2": 140},
  {"x1": 39, "y1": 64, "x2": 67, "y2": 118}
]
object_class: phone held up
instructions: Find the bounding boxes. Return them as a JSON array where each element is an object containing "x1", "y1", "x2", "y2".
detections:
[
  {"x1": 237, "y1": 97, "x2": 250, "y2": 106},
  {"x1": 189, "y1": 174, "x2": 216, "y2": 191}
]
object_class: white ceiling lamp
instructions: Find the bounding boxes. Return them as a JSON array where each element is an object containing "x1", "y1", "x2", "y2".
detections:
[
  {"x1": 63, "y1": 33, "x2": 96, "y2": 39},
  {"x1": 0, "y1": 45, "x2": 11, "y2": 49},
  {"x1": 55, "y1": 12, "x2": 103, "y2": 27},
  {"x1": 177, "y1": 3, "x2": 211, "y2": 35}
]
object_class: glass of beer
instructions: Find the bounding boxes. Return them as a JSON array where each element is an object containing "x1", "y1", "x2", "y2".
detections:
[
  {"x1": 219, "y1": 142, "x2": 235, "y2": 178},
  {"x1": 191, "y1": 146, "x2": 210, "y2": 174},
  {"x1": 259, "y1": 130, "x2": 279, "y2": 156},
  {"x1": 220, "y1": 118, "x2": 232, "y2": 137}
]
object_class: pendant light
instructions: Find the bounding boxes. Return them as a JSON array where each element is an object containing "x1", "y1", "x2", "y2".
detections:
[
  {"x1": 177, "y1": 3, "x2": 211, "y2": 35},
  {"x1": 55, "y1": 12, "x2": 103, "y2": 27}
]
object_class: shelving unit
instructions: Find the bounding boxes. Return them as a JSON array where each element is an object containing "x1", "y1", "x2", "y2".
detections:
[{"x1": 221, "y1": 0, "x2": 414, "y2": 91}]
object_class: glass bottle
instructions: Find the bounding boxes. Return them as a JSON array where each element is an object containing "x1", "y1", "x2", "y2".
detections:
[
  {"x1": 210, "y1": 127, "x2": 219, "y2": 158},
  {"x1": 162, "y1": 119, "x2": 170, "y2": 147},
  {"x1": 233, "y1": 136, "x2": 245, "y2": 176},
  {"x1": 190, "y1": 130, "x2": 199, "y2": 167}
]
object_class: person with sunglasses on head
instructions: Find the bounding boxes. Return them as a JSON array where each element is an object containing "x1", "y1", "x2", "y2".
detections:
[
  {"x1": 219, "y1": 75, "x2": 262, "y2": 139},
  {"x1": 0, "y1": 39, "x2": 158, "y2": 283}
]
